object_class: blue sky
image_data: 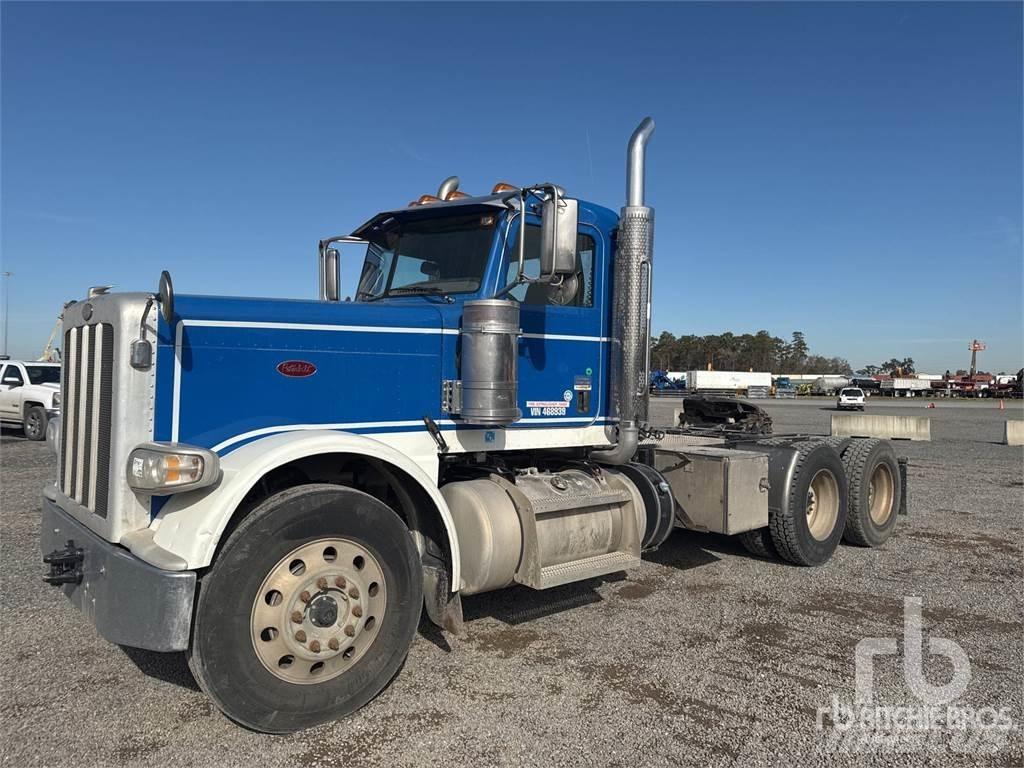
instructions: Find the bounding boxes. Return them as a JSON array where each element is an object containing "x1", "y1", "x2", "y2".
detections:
[{"x1": 2, "y1": 2, "x2": 1021, "y2": 372}]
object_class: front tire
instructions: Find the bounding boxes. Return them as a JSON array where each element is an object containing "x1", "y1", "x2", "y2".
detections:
[
  {"x1": 188, "y1": 484, "x2": 422, "y2": 733},
  {"x1": 24, "y1": 406, "x2": 47, "y2": 440},
  {"x1": 768, "y1": 442, "x2": 848, "y2": 566}
]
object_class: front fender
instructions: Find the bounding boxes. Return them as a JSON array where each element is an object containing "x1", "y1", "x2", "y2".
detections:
[
  {"x1": 145, "y1": 430, "x2": 461, "y2": 590},
  {"x1": 21, "y1": 385, "x2": 59, "y2": 411}
]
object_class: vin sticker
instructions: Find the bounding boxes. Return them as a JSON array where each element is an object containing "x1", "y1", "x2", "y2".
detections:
[{"x1": 526, "y1": 400, "x2": 568, "y2": 417}]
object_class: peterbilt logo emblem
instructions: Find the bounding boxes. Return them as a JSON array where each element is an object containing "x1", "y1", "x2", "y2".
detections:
[{"x1": 276, "y1": 360, "x2": 317, "y2": 378}]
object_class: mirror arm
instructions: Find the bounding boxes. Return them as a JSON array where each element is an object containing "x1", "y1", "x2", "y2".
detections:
[
  {"x1": 491, "y1": 185, "x2": 572, "y2": 299},
  {"x1": 317, "y1": 235, "x2": 367, "y2": 302}
]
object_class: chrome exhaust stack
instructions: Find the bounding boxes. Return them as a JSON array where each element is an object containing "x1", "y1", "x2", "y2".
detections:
[{"x1": 594, "y1": 117, "x2": 655, "y2": 465}]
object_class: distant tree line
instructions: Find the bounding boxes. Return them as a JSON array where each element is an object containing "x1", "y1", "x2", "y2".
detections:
[
  {"x1": 856, "y1": 358, "x2": 916, "y2": 376},
  {"x1": 650, "y1": 330, "x2": 853, "y2": 375}
]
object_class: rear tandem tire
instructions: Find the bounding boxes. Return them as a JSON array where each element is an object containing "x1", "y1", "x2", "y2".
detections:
[
  {"x1": 738, "y1": 528, "x2": 777, "y2": 560},
  {"x1": 768, "y1": 441, "x2": 848, "y2": 566},
  {"x1": 838, "y1": 439, "x2": 900, "y2": 547},
  {"x1": 187, "y1": 483, "x2": 422, "y2": 734}
]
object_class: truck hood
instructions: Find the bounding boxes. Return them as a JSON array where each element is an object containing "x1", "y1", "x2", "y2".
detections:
[
  {"x1": 164, "y1": 294, "x2": 450, "y2": 337},
  {"x1": 24, "y1": 382, "x2": 60, "y2": 394}
]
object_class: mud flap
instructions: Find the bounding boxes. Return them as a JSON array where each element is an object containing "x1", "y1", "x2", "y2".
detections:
[
  {"x1": 898, "y1": 457, "x2": 909, "y2": 516},
  {"x1": 421, "y1": 552, "x2": 464, "y2": 636}
]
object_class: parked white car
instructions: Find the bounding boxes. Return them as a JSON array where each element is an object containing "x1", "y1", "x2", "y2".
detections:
[
  {"x1": 836, "y1": 386, "x2": 866, "y2": 411},
  {"x1": 0, "y1": 360, "x2": 61, "y2": 440}
]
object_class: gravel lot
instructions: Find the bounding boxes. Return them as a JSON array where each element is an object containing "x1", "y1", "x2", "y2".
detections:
[{"x1": 2, "y1": 398, "x2": 1022, "y2": 767}]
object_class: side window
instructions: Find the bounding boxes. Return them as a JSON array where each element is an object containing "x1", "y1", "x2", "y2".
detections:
[
  {"x1": 2, "y1": 365, "x2": 24, "y2": 386},
  {"x1": 507, "y1": 225, "x2": 595, "y2": 307},
  {"x1": 355, "y1": 243, "x2": 395, "y2": 298}
]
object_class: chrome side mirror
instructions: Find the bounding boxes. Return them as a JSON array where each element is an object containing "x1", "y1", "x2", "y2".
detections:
[
  {"x1": 323, "y1": 248, "x2": 340, "y2": 302},
  {"x1": 318, "y1": 236, "x2": 367, "y2": 302},
  {"x1": 540, "y1": 193, "x2": 578, "y2": 279}
]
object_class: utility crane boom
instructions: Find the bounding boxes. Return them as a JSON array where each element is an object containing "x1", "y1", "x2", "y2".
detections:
[{"x1": 37, "y1": 313, "x2": 62, "y2": 362}]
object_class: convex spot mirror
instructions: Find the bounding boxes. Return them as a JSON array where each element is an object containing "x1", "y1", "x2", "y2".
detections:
[{"x1": 540, "y1": 196, "x2": 578, "y2": 278}]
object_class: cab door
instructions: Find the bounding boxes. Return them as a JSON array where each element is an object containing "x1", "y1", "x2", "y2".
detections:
[{"x1": 500, "y1": 216, "x2": 608, "y2": 427}]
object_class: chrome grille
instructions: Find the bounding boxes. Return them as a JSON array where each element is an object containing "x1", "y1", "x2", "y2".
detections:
[{"x1": 60, "y1": 323, "x2": 114, "y2": 517}]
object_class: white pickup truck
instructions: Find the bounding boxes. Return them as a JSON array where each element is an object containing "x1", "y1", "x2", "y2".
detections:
[{"x1": 0, "y1": 360, "x2": 61, "y2": 440}]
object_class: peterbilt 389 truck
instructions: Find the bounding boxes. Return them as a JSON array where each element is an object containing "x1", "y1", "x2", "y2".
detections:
[{"x1": 40, "y1": 118, "x2": 905, "y2": 733}]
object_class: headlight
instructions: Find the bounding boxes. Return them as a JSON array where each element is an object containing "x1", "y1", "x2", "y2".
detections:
[
  {"x1": 126, "y1": 443, "x2": 220, "y2": 494},
  {"x1": 52, "y1": 393, "x2": 61, "y2": 409},
  {"x1": 46, "y1": 416, "x2": 61, "y2": 458}
]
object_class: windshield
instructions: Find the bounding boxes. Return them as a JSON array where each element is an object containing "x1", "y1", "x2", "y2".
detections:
[
  {"x1": 356, "y1": 212, "x2": 497, "y2": 301},
  {"x1": 26, "y1": 365, "x2": 60, "y2": 385}
]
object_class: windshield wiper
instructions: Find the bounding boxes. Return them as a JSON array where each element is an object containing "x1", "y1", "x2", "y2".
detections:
[{"x1": 368, "y1": 286, "x2": 454, "y2": 303}]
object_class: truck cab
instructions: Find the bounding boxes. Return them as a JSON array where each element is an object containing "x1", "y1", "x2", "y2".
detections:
[{"x1": 40, "y1": 119, "x2": 904, "y2": 733}]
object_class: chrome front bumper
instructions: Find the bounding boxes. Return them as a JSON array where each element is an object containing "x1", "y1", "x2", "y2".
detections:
[{"x1": 40, "y1": 497, "x2": 196, "y2": 652}]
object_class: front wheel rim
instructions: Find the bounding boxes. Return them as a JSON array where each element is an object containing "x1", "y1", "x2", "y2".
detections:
[
  {"x1": 250, "y1": 537, "x2": 387, "y2": 685},
  {"x1": 806, "y1": 469, "x2": 840, "y2": 541},
  {"x1": 25, "y1": 414, "x2": 41, "y2": 436}
]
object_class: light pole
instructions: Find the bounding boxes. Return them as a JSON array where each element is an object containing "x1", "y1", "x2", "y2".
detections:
[{"x1": 1, "y1": 272, "x2": 11, "y2": 358}]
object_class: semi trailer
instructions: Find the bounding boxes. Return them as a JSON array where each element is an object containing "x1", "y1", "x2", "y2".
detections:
[
  {"x1": 880, "y1": 377, "x2": 934, "y2": 396},
  {"x1": 685, "y1": 369, "x2": 772, "y2": 395},
  {"x1": 40, "y1": 118, "x2": 906, "y2": 733}
]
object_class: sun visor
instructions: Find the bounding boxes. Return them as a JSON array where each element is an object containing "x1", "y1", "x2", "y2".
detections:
[{"x1": 351, "y1": 194, "x2": 515, "y2": 239}]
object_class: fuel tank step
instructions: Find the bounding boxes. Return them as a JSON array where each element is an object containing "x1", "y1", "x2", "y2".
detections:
[{"x1": 537, "y1": 551, "x2": 640, "y2": 590}]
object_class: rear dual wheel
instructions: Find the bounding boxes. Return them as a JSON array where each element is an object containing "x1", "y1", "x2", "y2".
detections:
[
  {"x1": 767, "y1": 441, "x2": 848, "y2": 566},
  {"x1": 188, "y1": 484, "x2": 422, "y2": 733},
  {"x1": 838, "y1": 439, "x2": 900, "y2": 547}
]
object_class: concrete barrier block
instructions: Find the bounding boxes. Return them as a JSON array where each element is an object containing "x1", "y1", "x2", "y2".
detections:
[
  {"x1": 831, "y1": 414, "x2": 931, "y2": 441},
  {"x1": 1005, "y1": 420, "x2": 1024, "y2": 446}
]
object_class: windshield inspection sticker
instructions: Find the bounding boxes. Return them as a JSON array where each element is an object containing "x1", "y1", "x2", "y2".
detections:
[{"x1": 526, "y1": 400, "x2": 568, "y2": 417}]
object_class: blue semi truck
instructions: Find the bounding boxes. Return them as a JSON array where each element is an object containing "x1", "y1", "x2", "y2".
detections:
[{"x1": 40, "y1": 119, "x2": 905, "y2": 732}]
